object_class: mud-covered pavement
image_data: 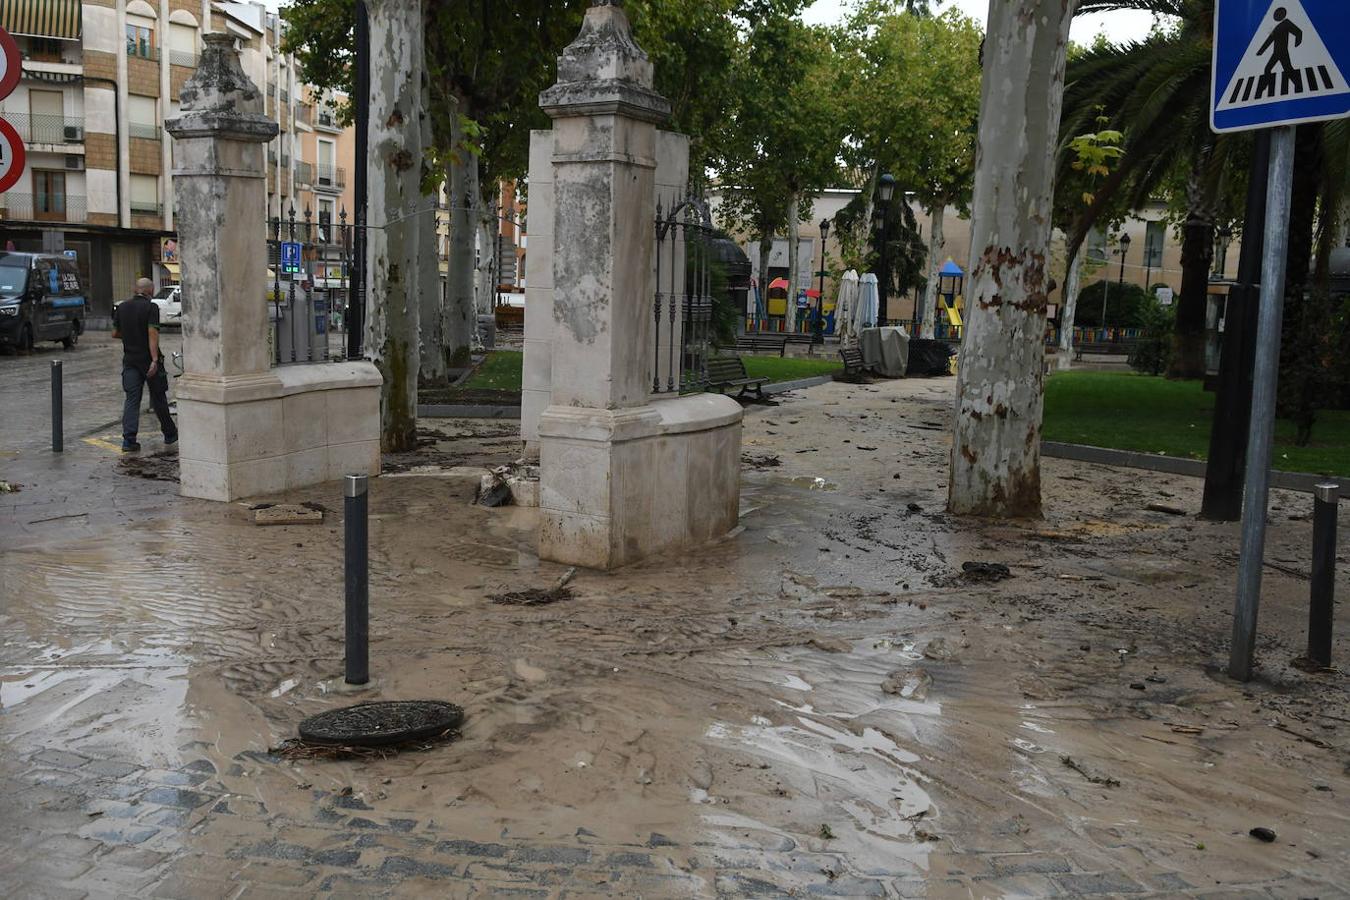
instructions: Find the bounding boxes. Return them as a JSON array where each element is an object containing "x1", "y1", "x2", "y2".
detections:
[{"x1": 2, "y1": 363, "x2": 1349, "y2": 899}]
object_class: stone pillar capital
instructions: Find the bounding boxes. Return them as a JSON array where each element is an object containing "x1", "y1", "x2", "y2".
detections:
[
  {"x1": 165, "y1": 31, "x2": 277, "y2": 143},
  {"x1": 539, "y1": 1, "x2": 670, "y2": 124}
]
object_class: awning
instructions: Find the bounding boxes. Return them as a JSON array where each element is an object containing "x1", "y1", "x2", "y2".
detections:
[{"x1": 0, "y1": 0, "x2": 83, "y2": 41}]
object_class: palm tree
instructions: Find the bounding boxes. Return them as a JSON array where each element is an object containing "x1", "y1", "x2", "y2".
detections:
[{"x1": 1057, "y1": 0, "x2": 1229, "y2": 376}]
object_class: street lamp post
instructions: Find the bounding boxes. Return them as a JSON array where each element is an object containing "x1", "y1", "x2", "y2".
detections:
[
  {"x1": 874, "y1": 173, "x2": 895, "y2": 324},
  {"x1": 1118, "y1": 232, "x2": 1131, "y2": 285},
  {"x1": 814, "y1": 218, "x2": 829, "y2": 345},
  {"x1": 1213, "y1": 226, "x2": 1234, "y2": 278}
]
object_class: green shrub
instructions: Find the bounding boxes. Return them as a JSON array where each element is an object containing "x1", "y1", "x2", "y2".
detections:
[{"x1": 1128, "y1": 302, "x2": 1174, "y2": 375}]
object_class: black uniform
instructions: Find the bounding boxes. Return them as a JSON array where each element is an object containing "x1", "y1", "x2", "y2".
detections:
[{"x1": 113, "y1": 295, "x2": 177, "y2": 448}]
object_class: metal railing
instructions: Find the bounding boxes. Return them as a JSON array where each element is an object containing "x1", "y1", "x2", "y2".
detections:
[
  {"x1": 7, "y1": 113, "x2": 84, "y2": 143},
  {"x1": 295, "y1": 161, "x2": 314, "y2": 186},
  {"x1": 652, "y1": 191, "x2": 714, "y2": 394},
  {"x1": 168, "y1": 48, "x2": 198, "y2": 67},
  {"x1": 317, "y1": 110, "x2": 337, "y2": 129},
  {"x1": 296, "y1": 104, "x2": 313, "y2": 127},
  {"x1": 129, "y1": 122, "x2": 160, "y2": 140},
  {"x1": 1, "y1": 193, "x2": 89, "y2": 223},
  {"x1": 127, "y1": 43, "x2": 158, "y2": 61},
  {"x1": 316, "y1": 164, "x2": 346, "y2": 189},
  {"x1": 267, "y1": 206, "x2": 366, "y2": 365},
  {"x1": 130, "y1": 201, "x2": 163, "y2": 217}
]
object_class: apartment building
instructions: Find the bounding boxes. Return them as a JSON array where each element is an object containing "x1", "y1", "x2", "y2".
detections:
[{"x1": 0, "y1": 0, "x2": 355, "y2": 323}]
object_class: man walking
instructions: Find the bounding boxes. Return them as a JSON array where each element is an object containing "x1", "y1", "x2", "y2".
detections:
[{"x1": 112, "y1": 277, "x2": 178, "y2": 453}]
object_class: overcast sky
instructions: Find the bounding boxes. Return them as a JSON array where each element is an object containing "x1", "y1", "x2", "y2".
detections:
[{"x1": 803, "y1": 0, "x2": 1163, "y2": 44}]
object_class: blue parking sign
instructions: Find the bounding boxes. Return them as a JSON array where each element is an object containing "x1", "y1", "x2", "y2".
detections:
[
  {"x1": 280, "y1": 240, "x2": 303, "y2": 275},
  {"x1": 1212, "y1": 0, "x2": 1350, "y2": 133}
]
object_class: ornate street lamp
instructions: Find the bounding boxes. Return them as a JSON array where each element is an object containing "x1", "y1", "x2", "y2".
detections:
[
  {"x1": 1118, "y1": 232, "x2": 1132, "y2": 284},
  {"x1": 875, "y1": 173, "x2": 895, "y2": 323},
  {"x1": 814, "y1": 218, "x2": 829, "y2": 344}
]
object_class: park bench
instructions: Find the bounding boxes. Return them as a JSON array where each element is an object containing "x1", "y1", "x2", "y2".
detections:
[
  {"x1": 1073, "y1": 340, "x2": 1138, "y2": 361},
  {"x1": 726, "y1": 333, "x2": 817, "y2": 356},
  {"x1": 706, "y1": 355, "x2": 769, "y2": 400},
  {"x1": 839, "y1": 345, "x2": 867, "y2": 381}
]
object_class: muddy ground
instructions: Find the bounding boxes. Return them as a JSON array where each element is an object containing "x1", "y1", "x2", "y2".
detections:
[{"x1": 1, "y1": 373, "x2": 1348, "y2": 898}]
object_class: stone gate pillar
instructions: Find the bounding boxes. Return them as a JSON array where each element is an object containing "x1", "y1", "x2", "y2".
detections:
[
  {"x1": 167, "y1": 34, "x2": 381, "y2": 501},
  {"x1": 535, "y1": 1, "x2": 743, "y2": 569}
]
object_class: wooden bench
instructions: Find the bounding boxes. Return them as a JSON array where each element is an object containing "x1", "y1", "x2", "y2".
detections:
[
  {"x1": 706, "y1": 355, "x2": 769, "y2": 400},
  {"x1": 839, "y1": 346, "x2": 867, "y2": 380},
  {"x1": 1073, "y1": 340, "x2": 1138, "y2": 361}
]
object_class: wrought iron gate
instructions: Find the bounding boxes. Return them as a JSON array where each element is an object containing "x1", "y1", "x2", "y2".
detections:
[
  {"x1": 653, "y1": 192, "x2": 715, "y2": 394},
  {"x1": 266, "y1": 206, "x2": 366, "y2": 365}
]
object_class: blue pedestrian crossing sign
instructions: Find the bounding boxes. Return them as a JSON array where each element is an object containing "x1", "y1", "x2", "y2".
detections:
[
  {"x1": 1212, "y1": 0, "x2": 1350, "y2": 133},
  {"x1": 280, "y1": 240, "x2": 303, "y2": 275}
]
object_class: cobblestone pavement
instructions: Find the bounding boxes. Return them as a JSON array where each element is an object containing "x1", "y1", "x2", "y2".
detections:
[{"x1": 2, "y1": 345, "x2": 1349, "y2": 898}]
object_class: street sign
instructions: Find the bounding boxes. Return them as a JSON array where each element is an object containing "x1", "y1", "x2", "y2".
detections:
[
  {"x1": 0, "y1": 27, "x2": 20, "y2": 100},
  {"x1": 280, "y1": 240, "x2": 303, "y2": 275},
  {"x1": 1212, "y1": 0, "x2": 1350, "y2": 133},
  {"x1": 0, "y1": 117, "x2": 25, "y2": 194}
]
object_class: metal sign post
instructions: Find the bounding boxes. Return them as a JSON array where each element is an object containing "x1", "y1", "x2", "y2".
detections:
[{"x1": 1210, "y1": 0, "x2": 1348, "y2": 680}]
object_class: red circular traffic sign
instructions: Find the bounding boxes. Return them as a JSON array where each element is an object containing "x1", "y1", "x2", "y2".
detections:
[
  {"x1": 0, "y1": 28, "x2": 20, "y2": 101},
  {"x1": 0, "y1": 117, "x2": 26, "y2": 194}
]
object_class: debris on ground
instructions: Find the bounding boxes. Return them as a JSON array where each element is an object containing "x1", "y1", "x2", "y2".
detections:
[
  {"x1": 741, "y1": 452, "x2": 783, "y2": 468},
  {"x1": 477, "y1": 461, "x2": 540, "y2": 507},
  {"x1": 1146, "y1": 502, "x2": 1188, "y2": 516},
  {"x1": 922, "y1": 638, "x2": 955, "y2": 661},
  {"x1": 961, "y1": 561, "x2": 1012, "y2": 582},
  {"x1": 491, "y1": 586, "x2": 575, "y2": 606},
  {"x1": 271, "y1": 730, "x2": 459, "y2": 760},
  {"x1": 1060, "y1": 755, "x2": 1121, "y2": 787},
  {"x1": 254, "y1": 503, "x2": 324, "y2": 526},
  {"x1": 0, "y1": 481, "x2": 21, "y2": 493},
  {"x1": 818, "y1": 824, "x2": 836, "y2": 840},
  {"x1": 117, "y1": 451, "x2": 179, "y2": 481},
  {"x1": 1249, "y1": 827, "x2": 1278, "y2": 843}
]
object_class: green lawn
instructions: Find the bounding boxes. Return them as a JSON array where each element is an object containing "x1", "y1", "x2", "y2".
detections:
[
  {"x1": 457, "y1": 350, "x2": 841, "y2": 394},
  {"x1": 740, "y1": 355, "x2": 842, "y2": 382},
  {"x1": 1042, "y1": 371, "x2": 1350, "y2": 477}
]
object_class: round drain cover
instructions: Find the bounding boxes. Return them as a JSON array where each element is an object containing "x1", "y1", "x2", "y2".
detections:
[{"x1": 298, "y1": 700, "x2": 464, "y2": 747}]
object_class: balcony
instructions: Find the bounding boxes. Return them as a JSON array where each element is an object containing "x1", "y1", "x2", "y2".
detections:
[
  {"x1": 168, "y1": 48, "x2": 197, "y2": 68},
  {"x1": 316, "y1": 164, "x2": 346, "y2": 190},
  {"x1": 127, "y1": 43, "x2": 159, "y2": 62},
  {"x1": 0, "y1": 193, "x2": 88, "y2": 224},
  {"x1": 129, "y1": 122, "x2": 160, "y2": 141},
  {"x1": 317, "y1": 109, "x2": 339, "y2": 130},
  {"x1": 295, "y1": 161, "x2": 314, "y2": 187},
  {"x1": 296, "y1": 105, "x2": 313, "y2": 127},
  {"x1": 8, "y1": 114, "x2": 84, "y2": 144},
  {"x1": 130, "y1": 200, "x2": 163, "y2": 217}
]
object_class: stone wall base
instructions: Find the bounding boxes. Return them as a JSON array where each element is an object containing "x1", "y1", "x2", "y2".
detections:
[
  {"x1": 175, "y1": 362, "x2": 383, "y2": 501},
  {"x1": 538, "y1": 393, "x2": 742, "y2": 570}
]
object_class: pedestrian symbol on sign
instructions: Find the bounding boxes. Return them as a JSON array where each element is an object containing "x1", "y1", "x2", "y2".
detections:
[{"x1": 1212, "y1": 0, "x2": 1349, "y2": 131}]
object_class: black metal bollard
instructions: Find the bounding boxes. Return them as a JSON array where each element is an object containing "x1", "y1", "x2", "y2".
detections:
[
  {"x1": 51, "y1": 361, "x2": 63, "y2": 453},
  {"x1": 1308, "y1": 483, "x2": 1339, "y2": 668},
  {"x1": 344, "y1": 474, "x2": 370, "y2": 685}
]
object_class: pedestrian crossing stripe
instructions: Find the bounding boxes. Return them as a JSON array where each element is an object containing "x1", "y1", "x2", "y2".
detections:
[{"x1": 1216, "y1": 0, "x2": 1348, "y2": 113}]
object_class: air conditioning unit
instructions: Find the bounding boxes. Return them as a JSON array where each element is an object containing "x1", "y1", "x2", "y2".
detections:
[
  {"x1": 63, "y1": 125, "x2": 84, "y2": 142},
  {"x1": 64, "y1": 155, "x2": 84, "y2": 171}
]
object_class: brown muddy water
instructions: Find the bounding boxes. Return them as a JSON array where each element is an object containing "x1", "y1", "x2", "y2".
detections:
[{"x1": 1, "y1": 379, "x2": 1349, "y2": 898}]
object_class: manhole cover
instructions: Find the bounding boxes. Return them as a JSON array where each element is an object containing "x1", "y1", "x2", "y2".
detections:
[{"x1": 298, "y1": 700, "x2": 464, "y2": 747}]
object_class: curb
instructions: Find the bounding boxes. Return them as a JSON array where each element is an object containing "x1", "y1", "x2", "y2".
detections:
[
  {"x1": 764, "y1": 375, "x2": 836, "y2": 395},
  {"x1": 1041, "y1": 441, "x2": 1346, "y2": 498}
]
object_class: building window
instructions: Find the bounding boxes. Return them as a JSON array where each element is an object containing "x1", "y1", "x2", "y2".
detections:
[
  {"x1": 131, "y1": 175, "x2": 160, "y2": 217},
  {"x1": 318, "y1": 198, "x2": 334, "y2": 240},
  {"x1": 168, "y1": 22, "x2": 197, "y2": 67},
  {"x1": 26, "y1": 37, "x2": 64, "y2": 63},
  {"x1": 317, "y1": 138, "x2": 335, "y2": 186},
  {"x1": 129, "y1": 95, "x2": 158, "y2": 140},
  {"x1": 32, "y1": 170, "x2": 67, "y2": 221},
  {"x1": 126, "y1": 23, "x2": 156, "y2": 60},
  {"x1": 1144, "y1": 221, "x2": 1166, "y2": 270},
  {"x1": 1086, "y1": 227, "x2": 1107, "y2": 263}
]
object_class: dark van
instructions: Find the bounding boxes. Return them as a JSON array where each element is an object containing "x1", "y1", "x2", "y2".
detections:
[{"x1": 0, "y1": 252, "x2": 87, "y2": 351}]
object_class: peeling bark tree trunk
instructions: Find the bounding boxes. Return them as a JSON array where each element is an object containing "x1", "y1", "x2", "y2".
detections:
[
  {"x1": 757, "y1": 235, "x2": 771, "y2": 298},
  {"x1": 443, "y1": 117, "x2": 475, "y2": 368},
  {"x1": 364, "y1": 0, "x2": 424, "y2": 453},
  {"x1": 416, "y1": 64, "x2": 442, "y2": 384},
  {"x1": 948, "y1": 0, "x2": 1074, "y2": 519},
  {"x1": 1169, "y1": 159, "x2": 1215, "y2": 379},
  {"x1": 920, "y1": 204, "x2": 943, "y2": 339},
  {"x1": 1056, "y1": 248, "x2": 1083, "y2": 369},
  {"x1": 475, "y1": 188, "x2": 496, "y2": 318},
  {"x1": 786, "y1": 193, "x2": 800, "y2": 326}
]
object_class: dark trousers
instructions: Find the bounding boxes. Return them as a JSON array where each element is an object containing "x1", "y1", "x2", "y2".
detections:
[{"x1": 122, "y1": 364, "x2": 177, "y2": 444}]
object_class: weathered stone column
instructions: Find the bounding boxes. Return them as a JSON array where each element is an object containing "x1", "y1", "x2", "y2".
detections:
[
  {"x1": 167, "y1": 33, "x2": 277, "y2": 381},
  {"x1": 535, "y1": 1, "x2": 743, "y2": 569},
  {"x1": 168, "y1": 34, "x2": 382, "y2": 501}
]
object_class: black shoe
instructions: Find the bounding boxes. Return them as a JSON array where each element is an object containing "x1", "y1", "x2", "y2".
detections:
[
  {"x1": 122, "y1": 441, "x2": 142, "y2": 453},
  {"x1": 165, "y1": 433, "x2": 179, "y2": 447}
]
